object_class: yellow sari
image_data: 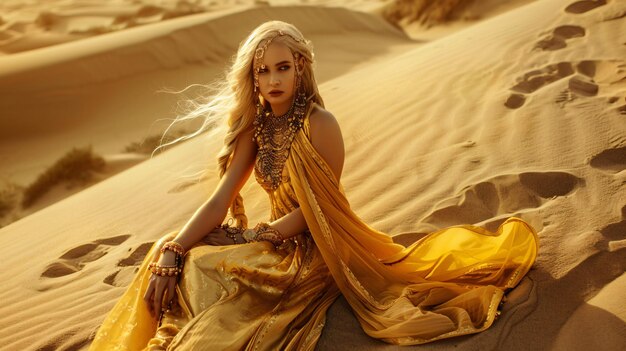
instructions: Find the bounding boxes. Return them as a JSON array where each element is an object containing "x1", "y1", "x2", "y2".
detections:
[{"x1": 89, "y1": 102, "x2": 538, "y2": 350}]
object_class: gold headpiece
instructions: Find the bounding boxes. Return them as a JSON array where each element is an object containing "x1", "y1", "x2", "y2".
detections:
[{"x1": 253, "y1": 30, "x2": 308, "y2": 91}]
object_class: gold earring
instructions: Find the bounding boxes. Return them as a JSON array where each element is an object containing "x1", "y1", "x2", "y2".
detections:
[{"x1": 253, "y1": 96, "x2": 266, "y2": 141}]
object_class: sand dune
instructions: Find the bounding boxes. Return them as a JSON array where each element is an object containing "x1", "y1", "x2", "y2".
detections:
[
  {"x1": 0, "y1": 0, "x2": 242, "y2": 55},
  {"x1": 0, "y1": 0, "x2": 537, "y2": 224},
  {"x1": 0, "y1": 4, "x2": 416, "y2": 226},
  {"x1": 0, "y1": 0, "x2": 625, "y2": 350}
]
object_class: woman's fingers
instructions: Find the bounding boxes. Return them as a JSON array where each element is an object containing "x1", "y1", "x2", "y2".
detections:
[
  {"x1": 166, "y1": 278, "x2": 177, "y2": 307},
  {"x1": 143, "y1": 277, "x2": 156, "y2": 317},
  {"x1": 153, "y1": 278, "x2": 166, "y2": 319},
  {"x1": 144, "y1": 273, "x2": 180, "y2": 320}
]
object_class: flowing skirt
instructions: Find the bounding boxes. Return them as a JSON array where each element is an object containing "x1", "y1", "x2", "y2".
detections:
[{"x1": 89, "y1": 230, "x2": 341, "y2": 351}]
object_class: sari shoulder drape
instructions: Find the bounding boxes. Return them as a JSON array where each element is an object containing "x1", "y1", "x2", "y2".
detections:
[{"x1": 286, "y1": 102, "x2": 539, "y2": 344}]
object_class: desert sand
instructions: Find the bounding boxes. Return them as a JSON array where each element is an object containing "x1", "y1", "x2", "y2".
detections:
[{"x1": 0, "y1": 0, "x2": 625, "y2": 350}]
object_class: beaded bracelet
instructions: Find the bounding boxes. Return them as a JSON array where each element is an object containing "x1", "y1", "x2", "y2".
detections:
[
  {"x1": 221, "y1": 223, "x2": 244, "y2": 244},
  {"x1": 255, "y1": 222, "x2": 285, "y2": 243},
  {"x1": 241, "y1": 222, "x2": 285, "y2": 247},
  {"x1": 148, "y1": 262, "x2": 183, "y2": 277},
  {"x1": 149, "y1": 240, "x2": 185, "y2": 278},
  {"x1": 160, "y1": 241, "x2": 185, "y2": 256}
]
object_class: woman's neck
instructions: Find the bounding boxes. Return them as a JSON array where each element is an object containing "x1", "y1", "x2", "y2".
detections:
[{"x1": 269, "y1": 98, "x2": 294, "y2": 116}]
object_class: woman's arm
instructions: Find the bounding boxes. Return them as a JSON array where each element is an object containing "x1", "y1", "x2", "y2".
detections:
[
  {"x1": 270, "y1": 108, "x2": 345, "y2": 239},
  {"x1": 144, "y1": 129, "x2": 256, "y2": 319},
  {"x1": 171, "y1": 128, "x2": 257, "y2": 252}
]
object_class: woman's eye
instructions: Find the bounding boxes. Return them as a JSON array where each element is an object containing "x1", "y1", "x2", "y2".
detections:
[{"x1": 258, "y1": 66, "x2": 289, "y2": 74}]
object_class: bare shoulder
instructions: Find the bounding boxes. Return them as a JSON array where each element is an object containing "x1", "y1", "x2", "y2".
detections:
[
  {"x1": 309, "y1": 105, "x2": 340, "y2": 133},
  {"x1": 308, "y1": 104, "x2": 345, "y2": 181}
]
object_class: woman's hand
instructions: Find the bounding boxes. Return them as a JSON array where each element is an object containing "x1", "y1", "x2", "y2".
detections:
[
  {"x1": 204, "y1": 226, "x2": 245, "y2": 245},
  {"x1": 142, "y1": 250, "x2": 179, "y2": 320}
]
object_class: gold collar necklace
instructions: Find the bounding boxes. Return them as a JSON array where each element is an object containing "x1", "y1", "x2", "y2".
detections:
[{"x1": 253, "y1": 96, "x2": 308, "y2": 191}]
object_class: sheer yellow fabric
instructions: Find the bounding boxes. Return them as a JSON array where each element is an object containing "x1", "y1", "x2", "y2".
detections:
[
  {"x1": 286, "y1": 108, "x2": 538, "y2": 343},
  {"x1": 89, "y1": 102, "x2": 538, "y2": 350}
]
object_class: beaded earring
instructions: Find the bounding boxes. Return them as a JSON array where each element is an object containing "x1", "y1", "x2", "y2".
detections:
[
  {"x1": 293, "y1": 52, "x2": 307, "y2": 112},
  {"x1": 254, "y1": 94, "x2": 266, "y2": 134}
]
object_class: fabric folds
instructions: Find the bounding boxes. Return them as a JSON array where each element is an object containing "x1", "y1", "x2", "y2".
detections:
[
  {"x1": 89, "y1": 101, "x2": 538, "y2": 350},
  {"x1": 286, "y1": 104, "x2": 538, "y2": 344}
]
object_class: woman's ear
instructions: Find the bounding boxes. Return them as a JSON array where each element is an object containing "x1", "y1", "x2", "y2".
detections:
[{"x1": 297, "y1": 56, "x2": 305, "y2": 76}]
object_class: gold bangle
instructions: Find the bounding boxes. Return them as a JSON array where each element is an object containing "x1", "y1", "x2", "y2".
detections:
[
  {"x1": 254, "y1": 222, "x2": 284, "y2": 239},
  {"x1": 256, "y1": 232, "x2": 284, "y2": 247},
  {"x1": 240, "y1": 223, "x2": 286, "y2": 248},
  {"x1": 148, "y1": 262, "x2": 182, "y2": 277},
  {"x1": 253, "y1": 222, "x2": 285, "y2": 247},
  {"x1": 161, "y1": 241, "x2": 185, "y2": 256}
]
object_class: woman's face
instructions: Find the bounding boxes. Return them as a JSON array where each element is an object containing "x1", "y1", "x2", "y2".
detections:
[{"x1": 255, "y1": 41, "x2": 301, "y2": 115}]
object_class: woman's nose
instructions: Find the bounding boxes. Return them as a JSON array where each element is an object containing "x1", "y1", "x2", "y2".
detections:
[{"x1": 270, "y1": 74, "x2": 280, "y2": 86}]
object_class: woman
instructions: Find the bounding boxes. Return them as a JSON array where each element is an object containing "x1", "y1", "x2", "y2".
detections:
[{"x1": 89, "y1": 21, "x2": 538, "y2": 350}]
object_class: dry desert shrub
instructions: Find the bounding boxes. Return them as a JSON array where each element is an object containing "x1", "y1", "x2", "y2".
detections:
[
  {"x1": 21, "y1": 146, "x2": 106, "y2": 208},
  {"x1": 0, "y1": 182, "x2": 20, "y2": 217},
  {"x1": 382, "y1": 0, "x2": 475, "y2": 28}
]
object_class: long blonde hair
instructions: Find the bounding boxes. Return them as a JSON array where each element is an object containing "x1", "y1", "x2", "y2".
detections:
[{"x1": 154, "y1": 21, "x2": 324, "y2": 229}]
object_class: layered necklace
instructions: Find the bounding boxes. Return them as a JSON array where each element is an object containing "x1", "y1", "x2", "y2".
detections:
[{"x1": 253, "y1": 96, "x2": 308, "y2": 191}]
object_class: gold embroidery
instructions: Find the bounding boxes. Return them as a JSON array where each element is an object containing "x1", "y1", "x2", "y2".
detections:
[
  {"x1": 302, "y1": 318, "x2": 326, "y2": 348},
  {"x1": 506, "y1": 267, "x2": 522, "y2": 288},
  {"x1": 340, "y1": 260, "x2": 389, "y2": 310}
]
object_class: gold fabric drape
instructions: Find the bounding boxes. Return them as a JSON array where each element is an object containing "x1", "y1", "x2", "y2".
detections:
[
  {"x1": 89, "y1": 102, "x2": 538, "y2": 350},
  {"x1": 287, "y1": 106, "x2": 538, "y2": 343}
]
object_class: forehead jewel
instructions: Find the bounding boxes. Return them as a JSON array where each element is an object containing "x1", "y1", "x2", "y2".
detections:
[{"x1": 254, "y1": 30, "x2": 307, "y2": 62}]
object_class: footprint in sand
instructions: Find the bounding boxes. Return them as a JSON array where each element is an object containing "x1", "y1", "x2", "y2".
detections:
[
  {"x1": 607, "y1": 92, "x2": 626, "y2": 116},
  {"x1": 534, "y1": 25, "x2": 586, "y2": 51},
  {"x1": 569, "y1": 60, "x2": 626, "y2": 108},
  {"x1": 33, "y1": 328, "x2": 92, "y2": 351},
  {"x1": 40, "y1": 234, "x2": 131, "y2": 278},
  {"x1": 510, "y1": 62, "x2": 575, "y2": 94},
  {"x1": 595, "y1": 204, "x2": 626, "y2": 252},
  {"x1": 420, "y1": 171, "x2": 583, "y2": 231},
  {"x1": 505, "y1": 61, "x2": 599, "y2": 109},
  {"x1": 566, "y1": 61, "x2": 600, "y2": 98},
  {"x1": 589, "y1": 145, "x2": 626, "y2": 173},
  {"x1": 103, "y1": 241, "x2": 155, "y2": 287},
  {"x1": 565, "y1": 0, "x2": 607, "y2": 14}
]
